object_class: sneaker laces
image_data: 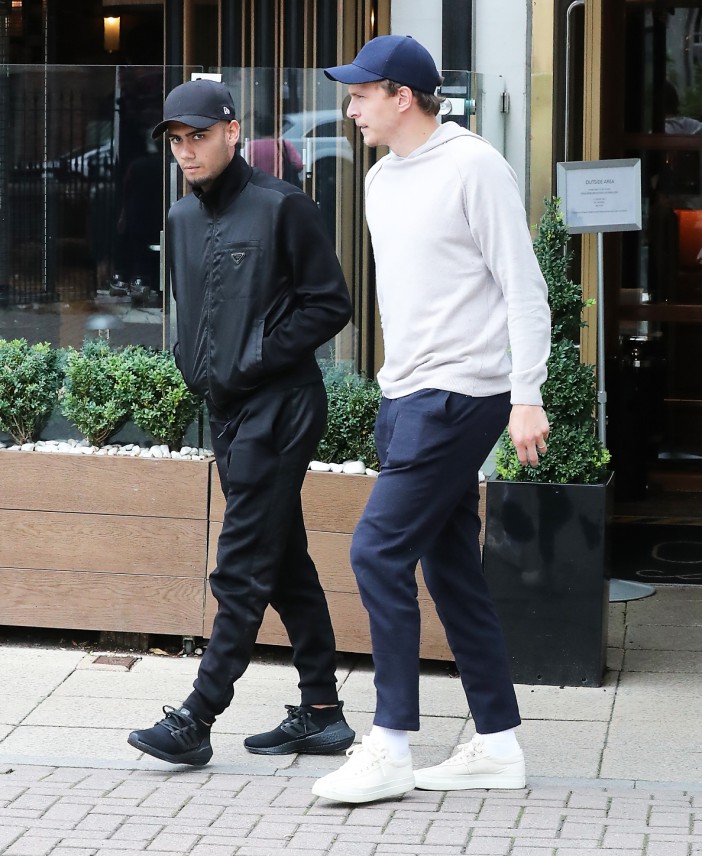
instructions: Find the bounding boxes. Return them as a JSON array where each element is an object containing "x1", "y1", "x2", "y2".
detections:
[
  {"x1": 341, "y1": 735, "x2": 388, "y2": 772},
  {"x1": 453, "y1": 735, "x2": 485, "y2": 761},
  {"x1": 157, "y1": 706, "x2": 203, "y2": 750},
  {"x1": 279, "y1": 704, "x2": 316, "y2": 737}
]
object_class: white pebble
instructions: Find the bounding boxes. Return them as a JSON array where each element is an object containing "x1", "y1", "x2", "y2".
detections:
[
  {"x1": 342, "y1": 460, "x2": 366, "y2": 475},
  {"x1": 309, "y1": 460, "x2": 331, "y2": 472}
]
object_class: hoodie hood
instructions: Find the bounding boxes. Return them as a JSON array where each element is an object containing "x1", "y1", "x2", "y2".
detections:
[{"x1": 391, "y1": 120, "x2": 490, "y2": 160}]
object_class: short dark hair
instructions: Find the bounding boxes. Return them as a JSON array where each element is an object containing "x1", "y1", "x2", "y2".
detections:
[{"x1": 380, "y1": 78, "x2": 445, "y2": 117}]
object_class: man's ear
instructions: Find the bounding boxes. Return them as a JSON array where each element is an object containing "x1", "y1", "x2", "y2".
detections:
[
  {"x1": 227, "y1": 119, "x2": 241, "y2": 146},
  {"x1": 397, "y1": 86, "x2": 414, "y2": 113}
]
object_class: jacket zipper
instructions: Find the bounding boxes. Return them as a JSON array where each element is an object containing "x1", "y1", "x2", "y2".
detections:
[{"x1": 205, "y1": 214, "x2": 216, "y2": 401}]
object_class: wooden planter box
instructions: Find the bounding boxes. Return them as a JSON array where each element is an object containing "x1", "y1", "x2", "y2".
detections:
[
  {"x1": 207, "y1": 471, "x2": 487, "y2": 661},
  {"x1": 0, "y1": 452, "x2": 213, "y2": 635},
  {"x1": 0, "y1": 452, "x2": 487, "y2": 661}
]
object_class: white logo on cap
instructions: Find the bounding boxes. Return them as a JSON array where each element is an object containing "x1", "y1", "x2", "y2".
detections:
[{"x1": 223, "y1": 106, "x2": 231, "y2": 115}]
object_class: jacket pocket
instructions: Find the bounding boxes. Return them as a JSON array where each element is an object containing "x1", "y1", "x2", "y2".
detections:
[
  {"x1": 216, "y1": 241, "x2": 262, "y2": 301},
  {"x1": 239, "y1": 318, "x2": 265, "y2": 378}
]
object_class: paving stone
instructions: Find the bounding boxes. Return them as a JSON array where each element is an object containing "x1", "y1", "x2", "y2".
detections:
[
  {"x1": 3, "y1": 835, "x2": 63, "y2": 856},
  {"x1": 187, "y1": 846, "x2": 237, "y2": 856},
  {"x1": 462, "y1": 836, "x2": 512, "y2": 854},
  {"x1": 645, "y1": 842, "x2": 693, "y2": 856},
  {"x1": 45, "y1": 850, "x2": 98, "y2": 856},
  {"x1": 327, "y1": 843, "x2": 376, "y2": 856}
]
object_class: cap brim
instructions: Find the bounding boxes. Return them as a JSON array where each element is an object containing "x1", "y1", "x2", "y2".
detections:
[
  {"x1": 323, "y1": 64, "x2": 384, "y2": 85},
  {"x1": 151, "y1": 114, "x2": 222, "y2": 139}
]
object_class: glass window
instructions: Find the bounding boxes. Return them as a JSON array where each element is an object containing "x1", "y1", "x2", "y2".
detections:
[
  {"x1": 0, "y1": 64, "x2": 502, "y2": 388},
  {"x1": 0, "y1": 65, "x2": 199, "y2": 352}
]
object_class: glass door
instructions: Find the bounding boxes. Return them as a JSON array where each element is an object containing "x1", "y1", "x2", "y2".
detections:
[{"x1": 611, "y1": 2, "x2": 702, "y2": 502}]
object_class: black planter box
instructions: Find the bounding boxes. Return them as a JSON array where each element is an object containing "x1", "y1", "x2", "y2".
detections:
[{"x1": 483, "y1": 475, "x2": 613, "y2": 687}]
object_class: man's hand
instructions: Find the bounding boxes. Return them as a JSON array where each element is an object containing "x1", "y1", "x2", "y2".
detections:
[{"x1": 508, "y1": 404, "x2": 550, "y2": 467}]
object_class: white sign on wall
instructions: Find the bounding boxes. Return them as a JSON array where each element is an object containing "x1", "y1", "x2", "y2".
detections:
[{"x1": 556, "y1": 158, "x2": 642, "y2": 234}]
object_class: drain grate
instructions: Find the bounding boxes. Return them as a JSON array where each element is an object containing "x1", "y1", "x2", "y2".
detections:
[{"x1": 92, "y1": 655, "x2": 139, "y2": 670}]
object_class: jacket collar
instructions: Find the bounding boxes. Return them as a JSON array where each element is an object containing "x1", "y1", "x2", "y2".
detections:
[{"x1": 193, "y1": 154, "x2": 252, "y2": 211}]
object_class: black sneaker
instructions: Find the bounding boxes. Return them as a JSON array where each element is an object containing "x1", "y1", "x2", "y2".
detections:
[
  {"x1": 244, "y1": 702, "x2": 355, "y2": 756},
  {"x1": 127, "y1": 705, "x2": 213, "y2": 766}
]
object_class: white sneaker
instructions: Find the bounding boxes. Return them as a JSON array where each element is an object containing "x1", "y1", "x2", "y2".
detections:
[
  {"x1": 414, "y1": 735, "x2": 526, "y2": 791},
  {"x1": 312, "y1": 735, "x2": 415, "y2": 803}
]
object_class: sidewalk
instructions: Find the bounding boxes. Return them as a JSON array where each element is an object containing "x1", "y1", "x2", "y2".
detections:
[{"x1": 0, "y1": 584, "x2": 701, "y2": 854}]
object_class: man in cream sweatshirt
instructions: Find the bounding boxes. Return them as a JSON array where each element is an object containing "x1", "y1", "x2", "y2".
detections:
[{"x1": 315, "y1": 35, "x2": 551, "y2": 804}]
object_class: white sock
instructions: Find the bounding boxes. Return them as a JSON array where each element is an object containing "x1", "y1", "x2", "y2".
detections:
[
  {"x1": 477, "y1": 728, "x2": 520, "y2": 757},
  {"x1": 370, "y1": 725, "x2": 410, "y2": 761}
]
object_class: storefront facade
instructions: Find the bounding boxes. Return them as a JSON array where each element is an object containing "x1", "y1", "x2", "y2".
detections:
[{"x1": 2, "y1": 0, "x2": 702, "y2": 528}]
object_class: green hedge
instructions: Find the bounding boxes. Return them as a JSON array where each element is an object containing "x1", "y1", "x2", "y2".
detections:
[
  {"x1": 317, "y1": 361, "x2": 381, "y2": 470},
  {"x1": 0, "y1": 339, "x2": 63, "y2": 444},
  {"x1": 494, "y1": 198, "x2": 610, "y2": 484},
  {"x1": 0, "y1": 338, "x2": 201, "y2": 449},
  {"x1": 0, "y1": 341, "x2": 382, "y2": 466}
]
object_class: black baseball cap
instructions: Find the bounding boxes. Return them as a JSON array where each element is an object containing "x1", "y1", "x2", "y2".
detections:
[
  {"x1": 152, "y1": 79, "x2": 236, "y2": 139},
  {"x1": 324, "y1": 35, "x2": 441, "y2": 95}
]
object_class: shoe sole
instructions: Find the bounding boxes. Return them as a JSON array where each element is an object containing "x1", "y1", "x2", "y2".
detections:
[
  {"x1": 127, "y1": 733, "x2": 213, "y2": 767},
  {"x1": 244, "y1": 723, "x2": 355, "y2": 756},
  {"x1": 414, "y1": 773, "x2": 526, "y2": 791},
  {"x1": 312, "y1": 774, "x2": 415, "y2": 804}
]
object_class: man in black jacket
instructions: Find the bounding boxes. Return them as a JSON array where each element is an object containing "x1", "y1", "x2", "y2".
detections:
[{"x1": 127, "y1": 79, "x2": 354, "y2": 766}]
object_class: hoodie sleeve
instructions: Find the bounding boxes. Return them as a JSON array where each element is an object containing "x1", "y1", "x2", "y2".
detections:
[
  {"x1": 461, "y1": 142, "x2": 551, "y2": 406},
  {"x1": 261, "y1": 190, "x2": 352, "y2": 374}
]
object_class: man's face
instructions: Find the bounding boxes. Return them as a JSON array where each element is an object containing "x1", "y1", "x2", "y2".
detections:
[
  {"x1": 346, "y1": 82, "x2": 401, "y2": 149},
  {"x1": 167, "y1": 119, "x2": 240, "y2": 191}
]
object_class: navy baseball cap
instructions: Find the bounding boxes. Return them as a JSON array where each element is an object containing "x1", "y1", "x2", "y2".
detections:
[
  {"x1": 324, "y1": 35, "x2": 441, "y2": 94},
  {"x1": 152, "y1": 79, "x2": 236, "y2": 139}
]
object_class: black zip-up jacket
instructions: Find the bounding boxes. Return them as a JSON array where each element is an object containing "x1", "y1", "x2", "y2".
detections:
[{"x1": 168, "y1": 154, "x2": 352, "y2": 410}]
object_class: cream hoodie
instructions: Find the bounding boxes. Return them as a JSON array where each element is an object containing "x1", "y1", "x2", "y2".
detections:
[{"x1": 365, "y1": 121, "x2": 550, "y2": 405}]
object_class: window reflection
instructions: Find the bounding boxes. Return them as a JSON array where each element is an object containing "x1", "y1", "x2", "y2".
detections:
[{"x1": 1, "y1": 65, "x2": 166, "y2": 350}]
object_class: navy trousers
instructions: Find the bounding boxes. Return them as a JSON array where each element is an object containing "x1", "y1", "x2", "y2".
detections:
[
  {"x1": 350, "y1": 388, "x2": 521, "y2": 733},
  {"x1": 184, "y1": 381, "x2": 340, "y2": 722}
]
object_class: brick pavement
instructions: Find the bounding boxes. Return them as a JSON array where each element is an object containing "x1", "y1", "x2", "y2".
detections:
[
  {"x1": 1, "y1": 586, "x2": 701, "y2": 853},
  {"x1": 0, "y1": 764, "x2": 701, "y2": 855}
]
